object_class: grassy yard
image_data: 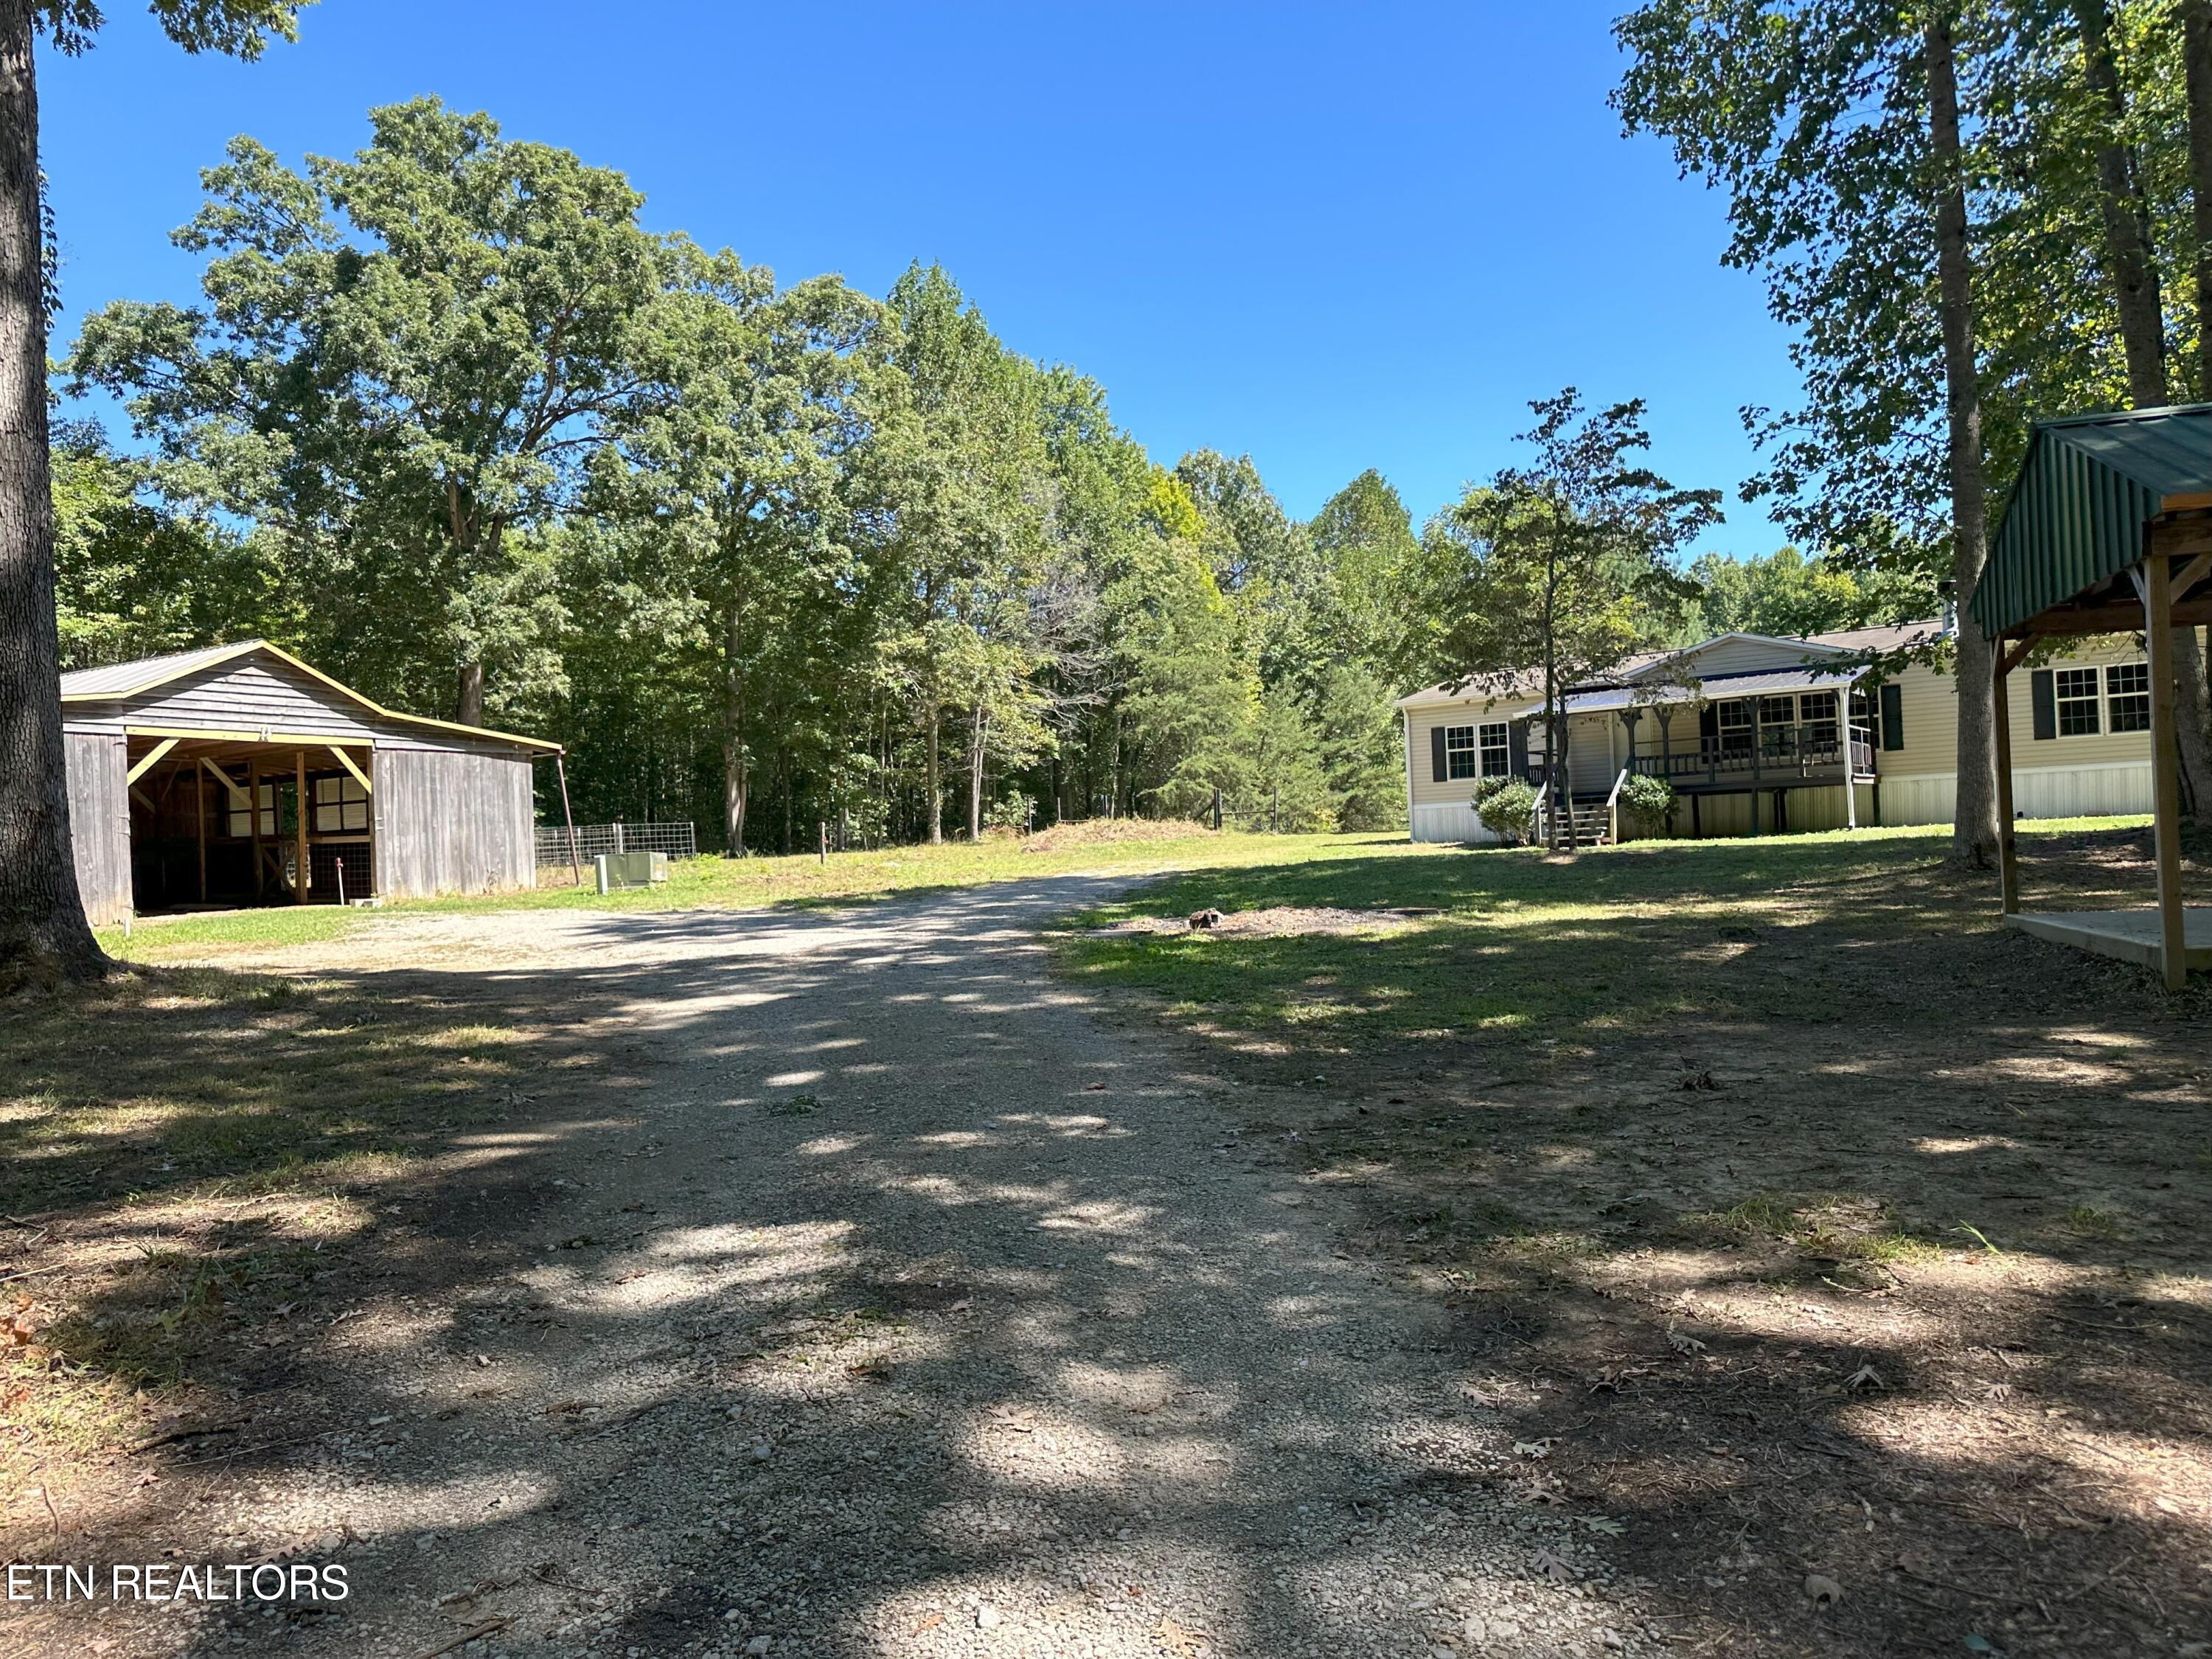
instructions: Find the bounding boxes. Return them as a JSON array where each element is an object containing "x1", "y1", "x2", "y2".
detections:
[
  {"x1": 1057, "y1": 815, "x2": 2212, "y2": 1657},
  {"x1": 90, "y1": 827, "x2": 1436, "y2": 966}
]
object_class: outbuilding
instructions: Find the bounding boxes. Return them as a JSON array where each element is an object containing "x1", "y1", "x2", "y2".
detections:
[
  {"x1": 59, "y1": 640, "x2": 564, "y2": 925},
  {"x1": 1974, "y1": 403, "x2": 2211, "y2": 990}
]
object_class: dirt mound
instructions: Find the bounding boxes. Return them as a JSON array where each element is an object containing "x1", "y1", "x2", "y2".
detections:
[
  {"x1": 1020, "y1": 817, "x2": 1214, "y2": 852},
  {"x1": 1088, "y1": 905, "x2": 1437, "y2": 938}
]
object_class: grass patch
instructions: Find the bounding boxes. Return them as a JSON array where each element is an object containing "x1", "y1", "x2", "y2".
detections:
[
  {"x1": 95, "y1": 831, "x2": 1436, "y2": 964},
  {"x1": 0, "y1": 962, "x2": 574, "y2": 1458}
]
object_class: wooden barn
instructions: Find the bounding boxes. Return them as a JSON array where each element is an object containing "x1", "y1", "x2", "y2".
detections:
[{"x1": 59, "y1": 640, "x2": 563, "y2": 925}]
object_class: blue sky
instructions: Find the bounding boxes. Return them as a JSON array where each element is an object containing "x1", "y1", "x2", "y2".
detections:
[{"x1": 44, "y1": 0, "x2": 1799, "y2": 557}]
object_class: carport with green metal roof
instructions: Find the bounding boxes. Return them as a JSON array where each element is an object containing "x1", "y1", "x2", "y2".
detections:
[{"x1": 1975, "y1": 404, "x2": 2212, "y2": 989}]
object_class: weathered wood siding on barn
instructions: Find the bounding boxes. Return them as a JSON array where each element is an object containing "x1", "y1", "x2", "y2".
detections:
[
  {"x1": 63, "y1": 656, "x2": 507, "y2": 754},
  {"x1": 372, "y1": 748, "x2": 535, "y2": 899},
  {"x1": 64, "y1": 731, "x2": 131, "y2": 925}
]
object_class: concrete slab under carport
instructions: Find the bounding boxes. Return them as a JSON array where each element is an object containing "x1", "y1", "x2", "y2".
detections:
[{"x1": 2006, "y1": 907, "x2": 2212, "y2": 973}]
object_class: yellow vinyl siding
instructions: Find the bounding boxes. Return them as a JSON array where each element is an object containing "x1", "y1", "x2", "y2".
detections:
[
  {"x1": 1404, "y1": 702, "x2": 1524, "y2": 810},
  {"x1": 1879, "y1": 635, "x2": 2150, "y2": 777}
]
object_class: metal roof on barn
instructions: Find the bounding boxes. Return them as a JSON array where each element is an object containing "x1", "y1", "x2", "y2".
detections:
[{"x1": 1975, "y1": 403, "x2": 2212, "y2": 637}]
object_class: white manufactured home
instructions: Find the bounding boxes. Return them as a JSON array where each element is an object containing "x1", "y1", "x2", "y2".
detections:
[{"x1": 1398, "y1": 622, "x2": 2160, "y2": 844}]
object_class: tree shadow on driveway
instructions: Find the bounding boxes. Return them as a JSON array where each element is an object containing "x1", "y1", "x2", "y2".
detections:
[{"x1": 3, "y1": 877, "x2": 1641, "y2": 1659}]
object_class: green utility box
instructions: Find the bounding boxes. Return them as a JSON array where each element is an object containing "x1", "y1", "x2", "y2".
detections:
[{"x1": 594, "y1": 850, "x2": 669, "y2": 893}]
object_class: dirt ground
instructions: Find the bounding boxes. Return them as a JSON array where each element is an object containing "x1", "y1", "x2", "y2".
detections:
[
  {"x1": 4, "y1": 880, "x2": 1666, "y2": 1659},
  {"x1": 4, "y1": 827, "x2": 2208, "y2": 1659},
  {"x1": 1068, "y1": 826, "x2": 2212, "y2": 1658}
]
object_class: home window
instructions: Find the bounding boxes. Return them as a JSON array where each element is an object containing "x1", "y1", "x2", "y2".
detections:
[
  {"x1": 2105, "y1": 662, "x2": 2150, "y2": 734},
  {"x1": 1442, "y1": 725, "x2": 1479, "y2": 781},
  {"x1": 2056, "y1": 667, "x2": 2101, "y2": 736},
  {"x1": 1759, "y1": 693, "x2": 1796, "y2": 755},
  {"x1": 314, "y1": 773, "x2": 369, "y2": 832},
  {"x1": 1715, "y1": 699, "x2": 1752, "y2": 758},
  {"x1": 1478, "y1": 721, "x2": 1511, "y2": 779},
  {"x1": 1799, "y1": 689, "x2": 1839, "y2": 751},
  {"x1": 227, "y1": 782, "x2": 276, "y2": 839}
]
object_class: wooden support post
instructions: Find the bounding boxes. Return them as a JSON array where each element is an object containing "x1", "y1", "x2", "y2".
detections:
[
  {"x1": 295, "y1": 751, "x2": 310, "y2": 904},
  {"x1": 2146, "y1": 554, "x2": 2187, "y2": 990},
  {"x1": 555, "y1": 753, "x2": 582, "y2": 887},
  {"x1": 195, "y1": 766, "x2": 207, "y2": 903},
  {"x1": 818, "y1": 821, "x2": 827, "y2": 866},
  {"x1": 249, "y1": 759, "x2": 262, "y2": 900},
  {"x1": 1994, "y1": 639, "x2": 2018, "y2": 914}
]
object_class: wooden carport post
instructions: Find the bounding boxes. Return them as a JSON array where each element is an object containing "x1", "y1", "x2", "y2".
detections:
[
  {"x1": 2145, "y1": 552, "x2": 2187, "y2": 991},
  {"x1": 1992, "y1": 639, "x2": 2022, "y2": 915}
]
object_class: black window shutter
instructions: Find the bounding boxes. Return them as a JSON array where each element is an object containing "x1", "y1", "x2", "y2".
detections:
[
  {"x1": 1508, "y1": 720, "x2": 1529, "y2": 777},
  {"x1": 1430, "y1": 725, "x2": 1447, "y2": 782},
  {"x1": 2029, "y1": 669, "x2": 2056, "y2": 741},
  {"x1": 1879, "y1": 684, "x2": 1905, "y2": 752}
]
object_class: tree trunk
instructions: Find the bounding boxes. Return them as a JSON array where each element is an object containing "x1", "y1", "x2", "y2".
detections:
[
  {"x1": 2192, "y1": 1, "x2": 2212, "y2": 401},
  {"x1": 722, "y1": 735, "x2": 747, "y2": 856},
  {"x1": 455, "y1": 661, "x2": 484, "y2": 728},
  {"x1": 0, "y1": 2, "x2": 103, "y2": 985},
  {"x1": 2079, "y1": 0, "x2": 2212, "y2": 818},
  {"x1": 967, "y1": 703, "x2": 985, "y2": 840},
  {"x1": 720, "y1": 611, "x2": 747, "y2": 856},
  {"x1": 1927, "y1": 11, "x2": 2001, "y2": 869},
  {"x1": 2072, "y1": 0, "x2": 2168, "y2": 408},
  {"x1": 925, "y1": 704, "x2": 942, "y2": 844},
  {"x1": 2180, "y1": 1, "x2": 2212, "y2": 826}
]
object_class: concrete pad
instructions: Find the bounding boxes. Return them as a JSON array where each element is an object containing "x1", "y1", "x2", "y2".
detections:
[{"x1": 2006, "y1": 907, "x2": 2212, "y2": 972}]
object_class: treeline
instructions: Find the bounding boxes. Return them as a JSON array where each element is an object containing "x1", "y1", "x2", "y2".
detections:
[{"x1": 58, "y1": 100, "x2": 1464, "y2": 849}]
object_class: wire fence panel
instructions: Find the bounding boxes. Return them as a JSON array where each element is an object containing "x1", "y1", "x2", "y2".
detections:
[{"x1": 535, "y1": 821, "x2": 698, "y2": 867}]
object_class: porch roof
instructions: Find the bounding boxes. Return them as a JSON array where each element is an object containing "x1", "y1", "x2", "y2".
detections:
[{"x1": 1564, "y1": 662, "x2": 1865, "y2": 716}]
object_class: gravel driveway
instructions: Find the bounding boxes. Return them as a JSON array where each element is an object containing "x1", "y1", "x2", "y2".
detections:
[{"x1": 47, "y1": 880, "x2": 1656, "y2": 1659}]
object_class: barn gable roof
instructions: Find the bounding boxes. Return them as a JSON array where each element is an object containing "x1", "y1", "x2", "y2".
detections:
[{"x1": 59, "y1": 639, "x2": 561, "y2": 753}]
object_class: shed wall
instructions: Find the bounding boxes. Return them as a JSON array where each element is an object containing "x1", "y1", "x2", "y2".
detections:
[
  {"x1": 373, "y1": 748, "x2": 535, "y2": 899},
  {"x1": 64, "y1": 731, "x2": 131, "y2": 925}
]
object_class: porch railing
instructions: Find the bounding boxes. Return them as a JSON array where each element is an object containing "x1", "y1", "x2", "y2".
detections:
[{"x1": 1627, "y1": 730, "x2": 1874, "y2": 789}]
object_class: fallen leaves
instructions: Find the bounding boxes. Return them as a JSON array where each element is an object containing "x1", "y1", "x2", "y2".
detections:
[{"x1": 1530, "y1": 1546, "x2": 1576, "y2": 1584}]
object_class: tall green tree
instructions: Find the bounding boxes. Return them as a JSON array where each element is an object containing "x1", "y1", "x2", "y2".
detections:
[
  {"x1": 1616, "y1": 0, "x2": 2011, "y2": 867},
  {"x1": 1, "y1": 0, "x2": 304, "y2": 986},
  {"x1": 1685, "y1": 545, "x2": 1935, "y2": 639},
  {"x1": 883, "y1": 265, "x2": 1051, "y2": 843},
  {"x1": 604, "y1": 252, "x2": 902, "y2": 854},
  {"x1": 52, "y1": 425, "x2": 273, "y2": 667},
  {"x1": 1430, "y1": 390, "x2": 1717, "y2": 849},
  {"x1": 71, "y1": 97, "x2": 679, "y2": 728}
]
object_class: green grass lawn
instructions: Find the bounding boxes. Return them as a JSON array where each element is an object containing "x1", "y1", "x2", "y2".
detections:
[
  {"x1": 94, "y1": 828, "x2": 1440, "y2": 964},
  {"x1": 1057, "y1": 815, "x2": 2196, "y2": 1054}
]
